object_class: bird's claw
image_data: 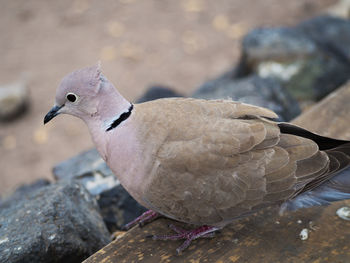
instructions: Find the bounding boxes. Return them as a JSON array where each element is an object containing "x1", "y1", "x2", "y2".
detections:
[
  {"x1": 149, "y1": 224, "x2": 220, "y2": 254},
  {"x1": 122, "y1": 210, "x2": 160, "y2": 230}
]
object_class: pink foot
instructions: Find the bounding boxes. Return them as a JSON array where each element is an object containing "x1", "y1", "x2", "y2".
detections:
[
  {"x1": 122, "y1": 210, "x2": 160, "y2": 230},
  {"x1": 147, "y1": 224, "x2": 220, "y2": 254}
]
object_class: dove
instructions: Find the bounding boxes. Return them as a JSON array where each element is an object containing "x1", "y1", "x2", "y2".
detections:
[{"x1": 44, "y1": 64, "x2": 350, "y2": 254}]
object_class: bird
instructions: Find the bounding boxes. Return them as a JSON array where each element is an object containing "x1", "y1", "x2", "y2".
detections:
[{"x1": 44, "y1": 64, "x2": 350, "y2": 254}]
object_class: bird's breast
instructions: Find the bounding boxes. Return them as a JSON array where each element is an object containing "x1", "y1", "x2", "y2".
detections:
[{"x1": 104, "y1": 124, "x2": 157, "y2": 208}]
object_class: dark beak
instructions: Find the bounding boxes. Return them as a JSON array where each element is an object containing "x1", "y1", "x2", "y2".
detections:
[{"x1": 44, "y1": 105, "x2": 63, "y2": 124}]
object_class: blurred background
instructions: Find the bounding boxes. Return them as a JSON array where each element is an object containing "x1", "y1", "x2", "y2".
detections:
[{"x1": 0, "y1": 0, "x2": 341, "y2": 196}]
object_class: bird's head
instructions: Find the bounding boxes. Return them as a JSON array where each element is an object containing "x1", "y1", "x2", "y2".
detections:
[{"x1": 44, "y1": 63, "x2": 104, "y2": 124}]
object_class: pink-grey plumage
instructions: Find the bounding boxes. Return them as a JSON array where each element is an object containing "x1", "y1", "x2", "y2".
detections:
[{"x1": 44, "y1": 64, "x2": 350, "y2": 253}]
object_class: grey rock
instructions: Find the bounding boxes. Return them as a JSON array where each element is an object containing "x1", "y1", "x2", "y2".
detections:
[
  {"x1": 193, "y1": 74, "x2": 301, "y2": 121},
  {"x1": 326, "y1": 0, "x2": 350, "y2": 19},
  {"x1": 13, "y1": 178, "x2": 51, "y2": 194},
  {"x1": 0, "y1": 179, "x2": 50, "y2": 210},
  {"x1": 240, "y1": 16, "x2": 350, "y2": 101},
  {"x1": 3, "y1": 179, "x2": 51, "y2": 203},
  {"x1": 53, "y1": 149, "x2": 118, "y2": 195},
  {"x1": 97, "y1": 185, "x2": 147, "y2": 232},
  {"x1": 53, "y1": 149, "x2": 146, "y2": 230},
  {"x1": 0, "y1": 180, "x2": 110, "y2": 263},
  {"x1": 136, "y1": 85, "x2": 183, "y2": 103},
  {"x1": 297, "y1": 15, "x2": 350, "y2": 63},
  {"x1": 0, "y1": 80, "x2": 29, "y2": 121},
  {"x1": 242, "y1": 27, "x2": 317, "y2": 63}
]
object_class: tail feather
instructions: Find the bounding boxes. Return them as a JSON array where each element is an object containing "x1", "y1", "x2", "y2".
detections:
[
  {"x1": 284, "y1": 167, "x2": 350, "y2": 210},
  {"x1": 278, "y1": 122, "x2": 349, "y2": 150},
  {"x1": 278, "y1": 122, "x2": 350, "y2": 210},
  {"x1": 299, "y1": 149, "x2": 350, "y2": 194},
  {"x1": 327, "y1": 150, "x2": 350, "y2": 172}
]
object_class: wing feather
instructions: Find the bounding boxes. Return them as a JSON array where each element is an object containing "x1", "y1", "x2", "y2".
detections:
[{"x1": 137, "y1": 98, "x2": 334, "y2": 226}]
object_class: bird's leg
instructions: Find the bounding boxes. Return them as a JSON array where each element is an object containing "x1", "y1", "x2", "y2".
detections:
[
  {"x1": 148, "y1": 224, "x2": 220, "y2": 254},
  {"x1": 122, "y1": 210, "x2": 160, "y2": 230},
  {"x1": 168, "y1": 224, "x2": 218, "y2": 238}
]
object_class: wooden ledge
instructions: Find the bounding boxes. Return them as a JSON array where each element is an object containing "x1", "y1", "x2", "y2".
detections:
[{"x1": 84, "y1": 203, "x2": 350, "y2": 263}]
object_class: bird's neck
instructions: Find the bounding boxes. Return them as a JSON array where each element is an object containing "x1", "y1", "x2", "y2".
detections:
[
  {"x1": 97, "y1": 83, "x2": 132, "y2": 129},
  {"x1": 84, "y1": 82, "x2": 132, "y2": 159}
]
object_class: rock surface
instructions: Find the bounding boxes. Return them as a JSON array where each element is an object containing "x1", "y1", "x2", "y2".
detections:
[
  {"x1": 1, "y1": 179, "x2": 51, "y2": 204},
  {"x1": 193, "y1": 74, "x2": 300, "y2": 121},
  {"x1": 53, "y1": 147, "x2": 147, "y2": 232},
  {"x1": 136, "y1": 85, "x2": 183, "y2": 103},
  {"x1": 240, "y1": 15, "x2": 350, "y2": 101},
  {"x1": 53, "y1": 149, "x2": 118, "y2": 196},
  {"x1": 297, "y1": 15, "x2": 350, "y2": 63},
  {"x1": 0, "y1": 80, "x2": 29, "y2": 121},
  {"x1": 326, "y1": 0, "x2": 350, "y2": 19},
  {"x1": 97, "y1": 185, "x2": 147, "y2": 233},
  {"x1": 0, "y1": 180, "x2": 110, "y2": 263}
]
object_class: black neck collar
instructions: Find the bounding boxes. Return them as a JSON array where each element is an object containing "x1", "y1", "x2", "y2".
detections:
[{"x1": 106, "y1": 104, "x2": 133, "y2": 132}]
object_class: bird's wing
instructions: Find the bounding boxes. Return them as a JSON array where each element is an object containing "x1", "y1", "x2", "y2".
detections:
[
  {"x1": 277, "y1": 123, "x2": 350, "y2": 195},
  {"x1": 136, "y1": 98, "x2": 329, "y2": 226}
]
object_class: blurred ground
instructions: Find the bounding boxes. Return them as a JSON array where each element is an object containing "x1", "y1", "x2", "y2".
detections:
[{"x1": 0, "y1": 0, "x2": 336, "y2": 196}]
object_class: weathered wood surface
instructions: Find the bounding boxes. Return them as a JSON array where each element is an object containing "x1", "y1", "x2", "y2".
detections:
[
  {"x1": 84, "y1": 82, "x2": 350, "y2": 263},
  {"x1": 293, "y1": 81, "x2": 350, "y2": 140}
]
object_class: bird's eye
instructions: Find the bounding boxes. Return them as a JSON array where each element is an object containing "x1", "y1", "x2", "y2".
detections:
[{"x1": 66, "y1": 93, "x2": 78, "y2": 103}]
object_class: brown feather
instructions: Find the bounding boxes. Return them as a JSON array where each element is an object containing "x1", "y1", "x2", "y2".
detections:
[{"x1": 131, "y1": 98, "x2": 350, "y2": 226}]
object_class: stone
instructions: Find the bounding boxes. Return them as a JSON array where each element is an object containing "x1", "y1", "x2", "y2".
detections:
[
  {"x1": 13, "y1": 178, "x2": 51, "y2": 193},
  {"x1": 53, "y1": 149, "x2": 118, "y2": 196},
  {"x1": 242, "y1": 27, "x2": 317, "y2": 64},
  {"x1": 53, "y1": 149, "x2": 146, "y2": 231},
  {"x1": 136, "y1": 85, "x2": 183, "y2": 103},
  {"x1": 336, "y1": 206, "x2": 350, "y2": 221},
  {"x1": 0, "y1": 180, "x2": 110, "y2": 263},
  {"x1": 240, "y1": 16, "x2": 350, "y2": 101},
  {"x1": 0, "y1": 80, "x2": 29, "y2": 121},
  {"x1": 3, "y1": 179, "x2": 51, "y2": 202},
  {"x1": 97, "y1": 185, "x2": 147, "y2": 233},
  {"x1": 297, "y1": 15, "x2": 350, "y2": 63},
  {"x1": 326, "y1": 0, "x2": 350, "y2": 19},
  {"x1": 193, "y1": 74, "x2": 300, "y2": 121}
]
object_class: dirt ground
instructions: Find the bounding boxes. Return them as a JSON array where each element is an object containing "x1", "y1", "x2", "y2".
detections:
[{"x1": 0, "y1": 0, "x2": 337, "y2": 196}]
